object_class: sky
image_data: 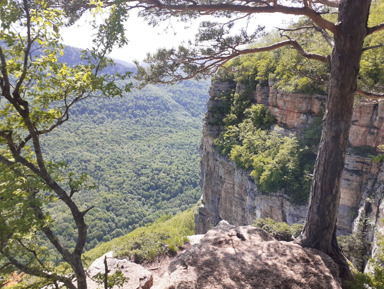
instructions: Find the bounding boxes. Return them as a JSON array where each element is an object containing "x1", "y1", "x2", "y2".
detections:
[{"x1": 61, "y1": 10, "x2": 295, "y2": 64}]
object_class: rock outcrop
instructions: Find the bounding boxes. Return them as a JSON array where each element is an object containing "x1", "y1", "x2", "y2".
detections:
[
  {"x1": 87, "y1": 252, "x2": 153, "y2": 289},
  {"x1": 196, "y1": 79, "x2": 384, "y2": 243},
  {"x1": 154, "y1": 221, "x2": 342, "y2": 289}
]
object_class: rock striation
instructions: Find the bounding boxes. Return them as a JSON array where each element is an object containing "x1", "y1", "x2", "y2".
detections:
[{"x1": 195, "y1": 79, "x2": 384, "y2": 245}]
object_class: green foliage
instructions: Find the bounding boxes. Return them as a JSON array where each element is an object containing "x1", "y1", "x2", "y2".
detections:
[
  {"x1": 214, "y1": 29, "x2": 330, "y2": 95},
  {"x1": 40, "y1": 76, "x2": 209, "y2": 252},
  {"x1": 301, "y1": 114, "x2": 323, "y2": 148},
  {"x1": 0, "y1": 0, "x2": 130, "y2": 286},
  {"x1": 215, "y1": 104, "x2": 276, "y2": 154},
  {"x1": 359, "y1": 0, "x2": 384, "y2": 93},
  {"x1": 84, "y1": 209, "x2": 195, "y2": 266},
  {"x1": 244, "y1": 104, "x2": 277, "y2": 130},
  {"x1": 372, "y1": 145, "x2": 384, "y2": 163},
  {"x1": 253, "y1": 218, "x2": 303, "y2": 241},
  {"x1": 217, "y1": 2, "x2": 384, "y2": 96},
  {"x1": 215, "y1": 102, "x2": 312, "y2": 204},
  {"x1": 92, "y1": 268, "x2": 129, "y2": 289},
  {"x1": 345, "y1": 234, "x2": 384, "y2": 289},
  {"x1": 338, "y1": 216, "x2": 371, "y2": 272}
]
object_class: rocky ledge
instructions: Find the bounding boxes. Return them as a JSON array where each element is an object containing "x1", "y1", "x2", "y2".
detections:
[{"x1": 92, "y1": 222, "x2": 342, "y2": 289}]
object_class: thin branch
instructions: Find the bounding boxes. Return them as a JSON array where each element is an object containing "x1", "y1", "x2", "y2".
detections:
[
  {"x1": 14, "y1": 0, "x2": 33, "y2": 98},
  {"x1": 81, "y1": 206, "x2": 95, "y2": 217},
  {"x1": 356, "y1": 89, "x2": 384, "y2": 101},
  {"x1": 243, "y1": 39, "x2": 328, "y2": 63},
  {"x1": 36, "y1": 92, "x2": 85, "y2": 136},
  {"x1": 276, "y1": 25, "x2": 314, "y2": 32},
  {"x1": 277, "y1": 23, "x2": 334, "y2": 47},
  {"x1": 16, "y1": 135, "x2": 33, "y2": 155},
  {"x1": 0, "y1": 46, "x2": 11, "y2": 94},
  {"x1": 16, "y1": 238, "x2": 46, "y2": 268},
  {"x1": 367, "y1": 23, "x2": 384, "y2": 36},
  {"x1": 362, "y1": 43, "x2": 384, "y2": 52},
  {"x1": 29, "y1": 192, "x2": 73, "y2": 262},
  {"x1": 0, "y1": 154, "x2": 16, "y2": 167},
  {"x1": 0, "y1": 262, "x2": 12, "y2": 271},
  {"x1": 69, "y1": 188, "x2": 78, "y2": 199},
  {"x1": 142, "y1": 0, "x2": 337, "y2": 34},
  {"x1": 2, "y1": 252, "x2": 76, "y2": 289},
  {"x1": 313, "y1": 25, "x2": 334, "y2": 47},
  {"x1": 141, "y1": 39, "x2": 328, "y2": 84}
]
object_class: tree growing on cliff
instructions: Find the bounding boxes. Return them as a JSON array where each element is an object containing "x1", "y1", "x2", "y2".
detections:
[
  {"x1": 90, "y1": 0, "x2": 384, "y2": 281},
  {"x1": 0, "y1": 0, "x2": 129, "y2": 288}
]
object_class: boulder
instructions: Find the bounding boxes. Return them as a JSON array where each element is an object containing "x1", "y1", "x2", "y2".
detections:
[
  {"x1": 154, "y1": 221, "x2": 342, "y2": 289},
  {"x1": 87, "y1": 252, "x2": 153, "y2": 289}
]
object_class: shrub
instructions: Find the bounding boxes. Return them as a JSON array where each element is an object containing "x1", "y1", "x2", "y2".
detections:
[
  {"x1": 84, "y1": 209, "x2": 195, "y2": 265},
  {"x1": 253, "y1": 218, "x2": 303, "y2": 241},
  {"x1": 344, "y1": 234, "x2": 384, "y2": 289}
]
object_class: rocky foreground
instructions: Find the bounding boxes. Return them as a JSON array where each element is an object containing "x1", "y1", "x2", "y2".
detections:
[{"x1": 88, "y1": 221, "x2": 342, "y2": 289}]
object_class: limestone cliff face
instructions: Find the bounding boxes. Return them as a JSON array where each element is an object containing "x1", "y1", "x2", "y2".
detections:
[{"x1": 195, "y1": 80, "x2": 384, "y2": 242}]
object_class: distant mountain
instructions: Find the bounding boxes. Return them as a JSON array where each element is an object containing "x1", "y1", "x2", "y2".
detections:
[{"x1": 59, "y1": 45, "x2": 134, "y2": 75}]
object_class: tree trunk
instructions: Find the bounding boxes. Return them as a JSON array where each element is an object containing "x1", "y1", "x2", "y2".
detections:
[
  {"x1": 298, "y1": 0, "x2": 372, "y2": 280},
  {"x1": 72, "y1": 256, "x2": 88, "y2": 289}
]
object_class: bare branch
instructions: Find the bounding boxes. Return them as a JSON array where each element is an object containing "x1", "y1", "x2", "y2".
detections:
[
  {"x1": 313, "y1": 25, "x2": 334, "y2": 47},
  {"x1": 243, "y1": 40, "x2": 329, "y2": 63},
  {"x1": 0, "y1": 46, "x2": 11, "y2": 94},
  {"x1": 81, "y1": 206, "x2": 95, "y2": 217},
  {"x1": 1, "y1": 252, "x2": 76, "y2": 289},
  {"x1": 276, "y1": 25, "x2": 314, "y2": 32},
  {"x1": 277, "y1": 23, "x2": 334, "y2": 47},
  {"x1": 29, "y1": 192, "x2": 73, "y2": 261},
  {"x1": 36, "y1": 92, "x2": 86, "y2": 136},
  {"x1": 16, "y1": 135, "x2": 33, "y2": 155},
  {"x1": 69, "y1": 188, "x2": 78, "y2": 198},
  {"x1": 0, "y1": 154, "x2": 16, "y2": 167},
  {"x1": 16, "y1": 238, "x2": 46, "y2": 268},
  {"x1": 138, "y1": 39, "x2": 328, "y2": 84},
  {"x1": 363, "y1": 43, "x2": 384, "y2": 52},
  {"x1": 367, "y1": 23, "x2": 384, "y2": 36},
  {"x1": 141, "y1": 1, "x2": 337, "y2": 34},
  {"x1": 356, "y1": 89, "x2": 384, "y2": 101},
  {"x1": 14, "y1": 0, "x2": 33, "y2": 98}
]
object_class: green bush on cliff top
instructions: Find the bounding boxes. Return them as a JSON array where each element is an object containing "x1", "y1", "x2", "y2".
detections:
[{"x1": 215, "y1": 101, "x2": 315, "y2": 204}]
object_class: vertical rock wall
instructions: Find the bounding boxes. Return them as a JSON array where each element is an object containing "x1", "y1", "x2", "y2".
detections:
[{"x1": 195, "y1": 80, "x2": 384, "y2": 242}]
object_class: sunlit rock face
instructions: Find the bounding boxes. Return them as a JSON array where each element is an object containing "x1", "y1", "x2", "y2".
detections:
[
  {"x1": 195, "y1": 80, "x2": 384, "y2": 241},
  {"x1": 349, "y1": 101, "x2": 384, "y2": 147},
  {"x1": 155, "y1": 221, "x2": 342, "y2": 289}
]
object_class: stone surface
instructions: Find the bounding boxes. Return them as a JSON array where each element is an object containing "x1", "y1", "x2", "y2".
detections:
[
  {"x1": 154, "y1": 221, "x2": 342, "y2": 289},
  {"x1": 349, "y1": 101, "x2": 384, "y2": 147},
  {"x1": 87, "y1": 252, "x2": 153, "y2": 289},
  {"x1": 266, "y1": 87, "x2": 325, "y2": 128}
]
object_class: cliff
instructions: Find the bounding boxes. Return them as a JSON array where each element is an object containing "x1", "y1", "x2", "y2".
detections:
[{"x1": 195, "y1": 79, "x2": 384, "y2": 246}]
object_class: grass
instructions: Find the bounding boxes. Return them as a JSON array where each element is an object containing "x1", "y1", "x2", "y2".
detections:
[{"x1": 83, "y1": 208, "x2": 195, "y2": 266}]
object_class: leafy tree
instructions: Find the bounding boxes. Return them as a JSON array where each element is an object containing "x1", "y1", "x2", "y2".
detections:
[
  {"x1": 215, "y1": 103, "x2": 311, "y2": 204},
  {"x1": 0, "y1": 1, "x2": 129, "y2": 288},
  {"x1": 92, "y1": 0, "x2": 384, "y2": 281}
]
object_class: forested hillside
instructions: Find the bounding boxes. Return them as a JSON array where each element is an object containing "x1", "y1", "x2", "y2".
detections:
[{"x1": 42, "y1": 46, "x2": 210, "y2": 250}]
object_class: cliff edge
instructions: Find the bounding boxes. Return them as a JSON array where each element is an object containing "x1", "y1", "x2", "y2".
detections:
[{"x1": 195, "y1": 79, "x2": 384, "y2": 252}]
